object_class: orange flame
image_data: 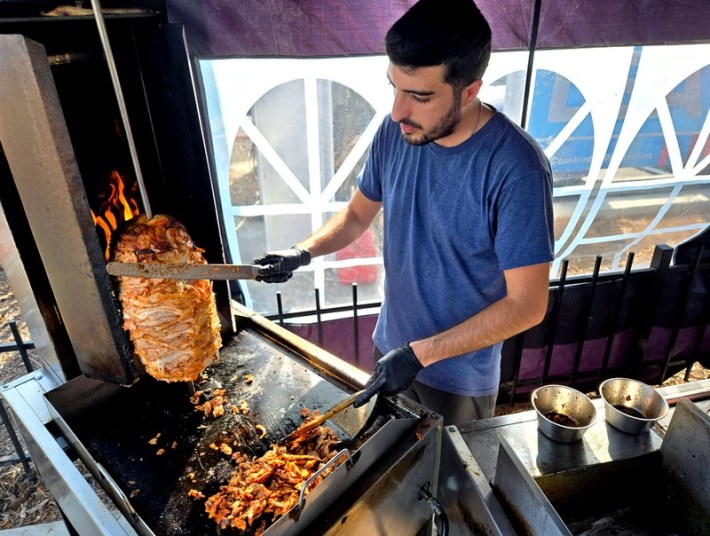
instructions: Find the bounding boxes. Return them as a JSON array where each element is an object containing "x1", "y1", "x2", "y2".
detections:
[{"x1": 91, "y1": 171, "x2": 140, "y2": 260}]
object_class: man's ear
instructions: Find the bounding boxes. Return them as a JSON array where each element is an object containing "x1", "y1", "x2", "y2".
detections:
[{"x1": 462, "y1": 79, "x2": 483, "y2": 108}]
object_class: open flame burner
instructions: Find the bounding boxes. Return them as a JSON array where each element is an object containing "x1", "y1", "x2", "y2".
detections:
[
  {"x1": 0, "y1": 33, "x2": 135, "y2": 383},
  {"x1": 0, "y1": 9, "x2": 229, "y2": 385}
]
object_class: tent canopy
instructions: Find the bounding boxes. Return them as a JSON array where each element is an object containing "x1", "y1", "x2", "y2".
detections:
[{"x1": 165, "y1": 0, "x2": 710, "y2": 58}]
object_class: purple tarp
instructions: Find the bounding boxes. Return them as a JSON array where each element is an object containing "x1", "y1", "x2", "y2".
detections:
[{"x1": 165, "y1": 0, "x2": 710, "y2": 58}]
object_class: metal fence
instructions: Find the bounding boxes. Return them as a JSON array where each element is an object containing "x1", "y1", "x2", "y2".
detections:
[
  {"x1": 265, "y1": 245, "x2": 710, "y2": 405},
  {"x1": 3, "y1": 245, "x2": 708, "y2": 472},
  {"x1": 0, "y1": 320, "x2": 35, "y2": 479}
]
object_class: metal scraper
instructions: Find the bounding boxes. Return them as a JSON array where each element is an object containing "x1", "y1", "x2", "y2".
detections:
[{"x1": 279, "y1": 389, "x2": 378, "y2": 444}]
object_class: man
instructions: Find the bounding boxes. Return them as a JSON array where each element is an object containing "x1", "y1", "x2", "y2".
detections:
[{"x1": 253, "y1": 0, "x2": 554, "y2": 425}]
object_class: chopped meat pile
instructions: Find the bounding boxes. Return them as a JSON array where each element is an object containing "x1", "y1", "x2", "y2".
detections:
[
  {"x1": 113, "y1": 214, "x2": 221, "y2": 382},
  {"x1": 204, "y1": 424, "x2": 343, "y2": 533}
]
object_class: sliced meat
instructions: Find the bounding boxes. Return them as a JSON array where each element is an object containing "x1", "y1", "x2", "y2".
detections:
[{"x1": 113, "y1": 214, "x2": 221, "y2": 382}]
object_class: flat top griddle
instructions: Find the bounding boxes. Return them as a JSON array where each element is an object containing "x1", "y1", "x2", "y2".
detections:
[{"x1": 46, "y1": 327, "x2": 405, "y2": 536}]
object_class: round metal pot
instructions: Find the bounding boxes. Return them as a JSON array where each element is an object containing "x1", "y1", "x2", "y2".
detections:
[
  {"x1": 531, "y1": 385, "x2": 597, "y2": 443},
  {"x1": 599, "y1": 377, "x2": 669, "y2": 434}
]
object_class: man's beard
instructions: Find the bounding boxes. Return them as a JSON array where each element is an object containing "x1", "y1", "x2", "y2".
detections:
[{"x1": 400, "y1": 92, "x2": 462, "y2": 146}]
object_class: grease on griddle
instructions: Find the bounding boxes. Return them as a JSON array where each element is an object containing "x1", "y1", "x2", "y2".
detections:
[
  {"x1": 182, "y1": 377, "x2": 348, "y2": 533},
  {"x1": 255, "y1": 424, "x2": 267, "y2": 439}
]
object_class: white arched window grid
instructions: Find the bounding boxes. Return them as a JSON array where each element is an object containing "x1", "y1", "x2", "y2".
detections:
[
  {"x1": 540, "y1": 46, "x2": 710, "y2": 275},
  {"x1": 202, "y1": 56, "x2": 391, "y2": 307},
  {"x1": 200, "y1": 45, "x2": 710, "y2": 309}
]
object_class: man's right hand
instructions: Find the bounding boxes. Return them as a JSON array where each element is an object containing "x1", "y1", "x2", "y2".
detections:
[
  {"x1": 353, "y1": 343, "x2": 423, "y2": 408},
  {"x1": 252, "y1": 246, "x2": 311, "y2": 283}
]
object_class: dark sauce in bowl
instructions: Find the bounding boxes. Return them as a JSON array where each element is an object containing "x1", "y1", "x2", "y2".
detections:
[
  {"x1": 612, "y1": 404, "x2": 646, "y2": 419},
  {"x1": 544, "y1": 411, "x2": 580, "y2": 427}
]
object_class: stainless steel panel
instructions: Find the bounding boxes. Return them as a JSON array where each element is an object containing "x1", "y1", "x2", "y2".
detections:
[
  {"x1": 438, "y1": 426, "x2": 516, "y2": 536},
  {"x1": 0, "y1": 197, "x2": 65, "y2": 384},
  {"x1": 319, "y1": 415, "x2": 442, "y2": 536},
  {"x1": 452, "y1": 385, "x2": 710, "y2": 535},
  {"x1": 659, "y1": 398, "x2": 710, "y2": 534},
  {"x1": 1, "y1": 371, "x2": 137, "y2": 535},
  {"x1": 456, "y1": 398, "x2": 665, "y2": 484},
  {"x1": 494, "y1": 436, "x2": 570, "y2": 536}
]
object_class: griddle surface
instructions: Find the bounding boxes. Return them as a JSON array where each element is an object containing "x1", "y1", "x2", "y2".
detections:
[{"x1": 57, "y1": 328, "x2": 355, "y2": 536}]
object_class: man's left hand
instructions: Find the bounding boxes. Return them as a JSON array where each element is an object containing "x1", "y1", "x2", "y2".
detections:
[
  {"x1": 353, "y1": 343, "x2": 422, "y2": 408},
  {"x1": 252, "y1": 246, "x2": 311, "y2": 283}
]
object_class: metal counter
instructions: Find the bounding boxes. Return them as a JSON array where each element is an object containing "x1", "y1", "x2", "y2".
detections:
[{"x1": 438, "y1": 379, "x2": 710, "y2": 535}]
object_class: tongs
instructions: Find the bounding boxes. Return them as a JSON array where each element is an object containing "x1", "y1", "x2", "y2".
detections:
[{"x1": 279, "y1": 389, "x2": 376, "y2": 445}]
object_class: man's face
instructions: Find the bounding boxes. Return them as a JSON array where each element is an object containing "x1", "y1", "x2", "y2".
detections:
[{"x1": 387, "y1": 63, "x2": 463, "y2": 146}]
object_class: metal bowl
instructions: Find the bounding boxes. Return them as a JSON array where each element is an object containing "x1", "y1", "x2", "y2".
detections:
[
  {"x1": 531, "y1": 385, "x2": 597, "y2": 443},
  {"x1": 599, "y1": 377, "x2": 669, "y2": 434}
]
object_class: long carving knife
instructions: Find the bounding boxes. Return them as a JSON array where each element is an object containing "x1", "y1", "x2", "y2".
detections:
[{"x1": 106, "y1": 261, "x2": 261, "y2": 280}]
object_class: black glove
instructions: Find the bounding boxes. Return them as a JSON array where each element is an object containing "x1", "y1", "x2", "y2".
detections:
[
  {"x1": 353, "y1": 343, "x2": 423, "y2": 408},
  {"x1": 252, "y1": 246, "x2": 311, "y2": 283}
]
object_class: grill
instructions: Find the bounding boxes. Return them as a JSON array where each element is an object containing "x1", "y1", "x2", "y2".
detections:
[
  {"x1": 0, "y1": 5, "x2": 442, "y2": 535},
  {"x1": 4, "y1": 311, "x2": 441, "y2": 535},
  {"x1": 44, "y1": 319, "x2": 440, "y2": 536},
  {"x1": 0, "y1": 5, "x2": 228, "y2": 385}
]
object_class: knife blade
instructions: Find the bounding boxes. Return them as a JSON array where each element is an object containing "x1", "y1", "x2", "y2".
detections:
[{"x1": 106, "y1": 261, "x2": 261, "y2": 280}]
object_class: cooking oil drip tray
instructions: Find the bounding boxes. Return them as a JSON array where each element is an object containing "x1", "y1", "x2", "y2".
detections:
[{"x1": 493, "y1": 398, "x2": 710, "y2": 535}]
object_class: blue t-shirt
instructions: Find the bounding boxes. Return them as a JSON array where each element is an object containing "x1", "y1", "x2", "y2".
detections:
[{"x1": 357, "y1": 110, "x2": 554, "y2": 397}]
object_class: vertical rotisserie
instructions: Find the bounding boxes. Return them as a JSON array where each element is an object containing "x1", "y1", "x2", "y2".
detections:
[{"x1": 113, "y1": 214, "x2": 221, "y2": 382}]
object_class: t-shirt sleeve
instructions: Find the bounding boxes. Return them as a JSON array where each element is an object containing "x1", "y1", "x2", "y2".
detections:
[
  {"x1": 357, "y1": 122, "x2": 386, "y2": 202},
  {"x1": 493, "y1": 169, "x2": 555, "y2": 270}
]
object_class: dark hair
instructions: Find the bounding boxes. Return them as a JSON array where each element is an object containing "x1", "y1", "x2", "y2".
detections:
[{"x1": 385, "y1": 0, "x2": 492, "y2": 91}]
